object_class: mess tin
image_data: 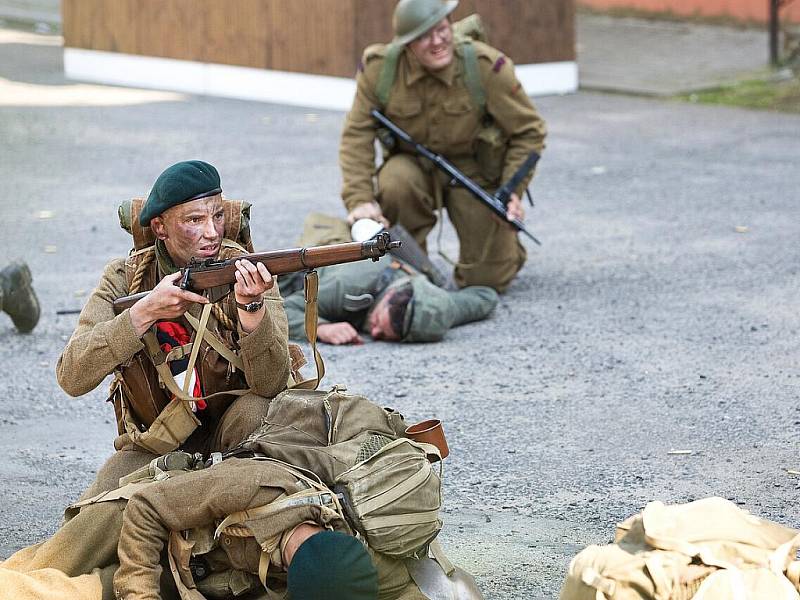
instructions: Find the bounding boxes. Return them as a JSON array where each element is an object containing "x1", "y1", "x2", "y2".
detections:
[{"x1": 405, "y1": 419, "x2": 449, "y2": 460}]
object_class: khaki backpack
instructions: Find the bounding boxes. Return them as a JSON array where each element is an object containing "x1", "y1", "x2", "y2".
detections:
[
  {"x1": 560, "y1": 497, "x2": 800, "y2": 600},
  {"x1": 238, "y1": 386, "x2": 444, "y2": 558}
]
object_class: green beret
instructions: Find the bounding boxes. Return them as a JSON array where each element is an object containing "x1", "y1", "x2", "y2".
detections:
[
  {"x1": 139, "y1": 160, "x2": 222, "y2": 226},
  {"x1": 287, "y1": 531, "x2": 378, "y2": 599}
]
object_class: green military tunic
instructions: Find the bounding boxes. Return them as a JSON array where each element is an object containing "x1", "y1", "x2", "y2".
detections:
[
  {"x1": 339, "y1": 39, "x2": 547, "y2": 291},
  {"x1": 279, "y1": 255, "x2": 499, "y2": 343}
]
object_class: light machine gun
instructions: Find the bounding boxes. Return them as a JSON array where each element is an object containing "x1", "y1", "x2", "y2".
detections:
[
  {"x1": 372, "y1": 109, "x2": 541, "y2": 246},
  {"x1": 112, "y1": 234, "x2": 400, "y2": 314}
]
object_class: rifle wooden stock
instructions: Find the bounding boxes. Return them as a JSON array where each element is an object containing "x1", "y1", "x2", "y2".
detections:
[{"x1": 113, "y1": 233, "x2": 399, "y2": 314}]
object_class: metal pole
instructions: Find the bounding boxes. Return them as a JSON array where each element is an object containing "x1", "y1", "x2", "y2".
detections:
[{"x1": 769, "y1": 0, "x2": 780, "y2": 66}]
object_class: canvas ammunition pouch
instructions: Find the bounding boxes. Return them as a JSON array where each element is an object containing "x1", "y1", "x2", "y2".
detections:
[
  {"x1": 238, "y1": 386, "x2": 444, "y2": 558},
  {"x1": 560, "y1": 497, "x2": 800, "y2": 600},
  {"x1": 474, "y1": 120, "x2": 508, "y2": 184}
]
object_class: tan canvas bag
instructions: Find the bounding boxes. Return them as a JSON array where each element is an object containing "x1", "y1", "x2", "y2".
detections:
[{"x1": 560, "y1": 497, "x2": 800, "y2": 600}]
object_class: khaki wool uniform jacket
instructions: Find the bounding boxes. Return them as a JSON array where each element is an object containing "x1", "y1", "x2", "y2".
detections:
[{"x1": 113, "y1": 459, "x2": 427, "y2": 600}]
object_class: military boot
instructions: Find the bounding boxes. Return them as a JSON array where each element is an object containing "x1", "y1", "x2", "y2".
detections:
[{"x1": 0, "y1": 261, "x2": 40, "y2": 333}]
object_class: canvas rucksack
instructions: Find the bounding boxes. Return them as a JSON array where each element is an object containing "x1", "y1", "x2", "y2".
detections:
[
  {"x1": 237, "y1": 385, "x2": 444, "y2": 558},
  {"x1": 560, "y1": 497, "x2": 800, "y2": 600}
]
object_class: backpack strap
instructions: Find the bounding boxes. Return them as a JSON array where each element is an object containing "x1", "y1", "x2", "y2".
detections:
[
  {"x1": 376, "y1": 43, "x2": 404, "y2": 107},
  {"x1": 459, "y1": 39, "x2": 486, "y2": 113},
  {"x1": 375, "y1": 39, "x2": 485, "y2": 114}
]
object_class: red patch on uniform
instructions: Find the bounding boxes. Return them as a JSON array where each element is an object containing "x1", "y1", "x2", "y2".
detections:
[
  {"x1": 511, "y1": 82, "x2": 522, "y2": 95},
  {"x1": 492, "y1": 56, "x2": 506, "y2": 73}
]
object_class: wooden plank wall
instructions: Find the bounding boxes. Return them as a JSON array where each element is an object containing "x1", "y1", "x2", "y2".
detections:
[{"x1": 63, "y1": 0, "x2": 575, "y2": 77}]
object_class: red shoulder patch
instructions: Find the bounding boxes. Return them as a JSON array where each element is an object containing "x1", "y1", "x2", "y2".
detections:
[{"x1": 492, "y1": 56, "x2": 506, "y2": 73}]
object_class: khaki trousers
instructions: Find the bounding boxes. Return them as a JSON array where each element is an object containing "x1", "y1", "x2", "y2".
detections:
[{"x1": 377, "y1": 154, "x2": 526, "y2": 292}]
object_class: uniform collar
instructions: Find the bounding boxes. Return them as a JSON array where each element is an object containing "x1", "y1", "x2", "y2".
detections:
[
  {"x1": 155, "y1": 239, "x2": 180, "y2": 277},
  {"x1": 402, "y1": 45, "x2": 458, "y2": 87}
]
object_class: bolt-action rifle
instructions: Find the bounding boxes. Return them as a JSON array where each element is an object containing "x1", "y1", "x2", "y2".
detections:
[
  {"x1": 112, "y1": 233, "x2": 400, "y2": 314},
  {"x1": 372, "y1": 109, "x2": 541, "y2": 245}
]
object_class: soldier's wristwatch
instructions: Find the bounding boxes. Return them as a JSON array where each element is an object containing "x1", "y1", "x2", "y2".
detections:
[{"x1": 235, "y1": 298, "x2": 264, "y2": 312}]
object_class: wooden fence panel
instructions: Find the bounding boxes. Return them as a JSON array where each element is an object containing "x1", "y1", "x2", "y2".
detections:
[
  {"x1": 205, "y1": 0, "x2": 271, "y2": 68},
  {"x1": 268, "y1": 0, "x2": 356, "y2": 77},
  {"x1": 63, "y1": 0, "x2": 576, "y2": 74}
]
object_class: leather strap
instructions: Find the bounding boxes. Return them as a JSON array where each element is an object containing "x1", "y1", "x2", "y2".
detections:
[{"x1": 292, "y1": 270, "x2": 325, "y2": 390}]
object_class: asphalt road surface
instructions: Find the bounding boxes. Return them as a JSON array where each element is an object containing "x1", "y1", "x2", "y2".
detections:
[{"x1": 1, "y1": 29, "x2": 799, "y2": 599}]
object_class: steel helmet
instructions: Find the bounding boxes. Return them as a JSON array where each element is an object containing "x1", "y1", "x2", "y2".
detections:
[{"x1": 392, "y1": 0, "x2": 458, "y2": 45}]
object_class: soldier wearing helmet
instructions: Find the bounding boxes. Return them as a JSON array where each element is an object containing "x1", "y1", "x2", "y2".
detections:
[{"x1": 339, "y1": 0, "x2": 547, "y2": 293}]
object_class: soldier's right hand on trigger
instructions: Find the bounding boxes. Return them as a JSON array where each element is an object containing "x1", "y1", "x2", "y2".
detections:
[
  {"x1": 129, "y1": 271, "x2": 209, "y2": 337},
  {"x1": 346, "y1": 201, "x2": 389, "y2": 228}
]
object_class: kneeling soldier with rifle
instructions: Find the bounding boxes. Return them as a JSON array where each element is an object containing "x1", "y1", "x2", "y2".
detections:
[{"x1": 340, "y1": 0, "x2": 547, "y2": 292}]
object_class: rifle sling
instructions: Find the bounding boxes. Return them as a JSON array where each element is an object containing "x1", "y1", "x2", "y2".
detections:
[{"x1": 292, "y1": 270, "x2": 324, "y2": 390}]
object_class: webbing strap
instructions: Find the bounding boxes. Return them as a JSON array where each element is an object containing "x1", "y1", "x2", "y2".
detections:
[
  {"x1": 292, "y1": 270, "x2": 324, "y2": 390},
  {"x1": 376, "y1": 43, "x2": 403, "y2": 107},
  {"x1": 357, "y1": 461, "x2": 432, "y2": 515},
  {"x1": 361, "y1": 509, "x2": 440, "y2": 530},
  {"x1": 429, "y1": 539, "x2": 455, "y2": 576},
  {"x1": 183, "y1": 303, "x2": 212, "y2": 393},
  {"x1": 167, "y1": 532, "x2": 205, "y2": 600},
  {"x1": 67, "y1": 480, "x2": 154, "y2": 510},
  {"x1": 183, "y1": 311, "x2": 245, "y2": 371},
  {"x1": 214, "y1": 489, "x2": 339, "y2": 540},
  {"x1": 258, "y1": 550, "x2": 270, "y2": 589},
  {"x1": 375, "y1": 41, "x2": 485, "y2": 111},
  {"x1": 164, "y1": 343, "x2": 193, "y2": 363},
  {"x1": 142, "y1": 330, "x2": 250, "y2": 404},
  {"x1": 460, "y1": 40, "x2": 486, "y2": 112}
]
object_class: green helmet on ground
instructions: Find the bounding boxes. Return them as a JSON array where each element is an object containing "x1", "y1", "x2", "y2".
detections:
[{"x1": 392, "y1": 0, "x2": 458, "y2": 45}]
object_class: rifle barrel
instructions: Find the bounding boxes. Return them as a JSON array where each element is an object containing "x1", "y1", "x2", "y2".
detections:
[{"x1": 112, "y1": 235, "x2": 399, "y2": 314}]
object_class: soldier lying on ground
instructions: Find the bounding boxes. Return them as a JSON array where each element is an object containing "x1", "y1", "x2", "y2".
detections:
[
  {"x1": 278, "y1": 215, "x2": 498, "y2": 345},
  {"x1": 0, "y1": 460, "x2": 419, "y2": 599},
  {"x1": 0, "y1": 387, "x2": 482, "y2": 600},
  {"x1": 339, "y1": 0, "x2": 547, "y2": 292},
  {"x1": 55, "y1": 160, "x2": 291, "y2": 501},
  {"x1": 0, "y1": 260, "x2": 40, "y2": 333}
]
